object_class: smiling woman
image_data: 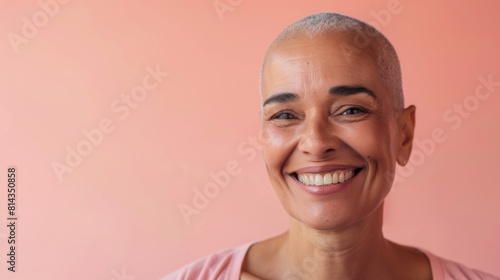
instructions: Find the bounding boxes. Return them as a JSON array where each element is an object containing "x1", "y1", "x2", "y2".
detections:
[{"x1": 163, "y1": 12, "x2": 500, "y2": 280}]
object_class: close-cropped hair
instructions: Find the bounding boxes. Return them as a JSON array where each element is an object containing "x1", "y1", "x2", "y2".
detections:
[{"x1": 259, "y1": 12, "x2": 404, "y2": 114}]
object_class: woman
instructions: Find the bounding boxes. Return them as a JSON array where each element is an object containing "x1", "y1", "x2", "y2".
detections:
[{"x1": 165, "y1": 12, "x2": 499, "y2": 280}]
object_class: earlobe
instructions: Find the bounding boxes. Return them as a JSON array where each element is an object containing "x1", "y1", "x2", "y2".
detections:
[
  {"x1": 397, "y1": 105, "x2": 416, "y2": 166},
  {"x1": 397, "y1": 158, "x2": 407, "y2": 166}
]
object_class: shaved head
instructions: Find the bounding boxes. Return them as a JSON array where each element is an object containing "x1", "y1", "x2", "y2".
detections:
[{"x1": 260, "y1": 12, "x2": 404, "y2": 113}]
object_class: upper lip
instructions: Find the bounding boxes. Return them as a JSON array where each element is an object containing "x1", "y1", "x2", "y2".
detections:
[{"x1": 291, "y1": 164, "x2": 362, "y2": 174}]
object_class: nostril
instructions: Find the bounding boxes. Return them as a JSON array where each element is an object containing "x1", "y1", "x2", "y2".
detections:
[{"x1": 298, "y1": 134, "x2": 341, "y2": 158}]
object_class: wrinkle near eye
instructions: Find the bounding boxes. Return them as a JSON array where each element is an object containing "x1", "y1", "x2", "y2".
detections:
[{"x1": 264, "y1": 103, "x2": 296, "y2": 117}]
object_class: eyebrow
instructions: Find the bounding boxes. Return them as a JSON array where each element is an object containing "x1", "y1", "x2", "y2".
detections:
[
  {"x1": 262, "y1": 85, "x2": 376, "y2": 107},
  {"x1": 262, "y1": 92, "x2": 299, "y2": 107},
  {"x1": 329, "y1": 85, "x2": 376, "y2": 99}
]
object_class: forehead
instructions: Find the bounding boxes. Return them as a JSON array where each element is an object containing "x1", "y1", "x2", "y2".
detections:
[{"x1": 262, "y1": 32, "x2": 387, "y2": 99}]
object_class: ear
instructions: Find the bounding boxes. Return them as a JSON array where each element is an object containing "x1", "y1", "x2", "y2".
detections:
[{"x1": 396, "y1": 105, "x2": 416, "y2": 166}]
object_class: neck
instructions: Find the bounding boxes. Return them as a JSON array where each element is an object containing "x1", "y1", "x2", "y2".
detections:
[{"x1": 281, "y1": 205, "x2": 394, "y2": 279}]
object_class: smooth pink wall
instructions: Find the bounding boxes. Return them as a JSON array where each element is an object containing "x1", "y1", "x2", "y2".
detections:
[{"x1": 0, "y1": 0, "x2": 499, "y2": 279}]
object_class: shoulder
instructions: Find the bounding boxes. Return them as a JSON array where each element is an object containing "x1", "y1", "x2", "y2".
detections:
[
  {"x1": 422, "y1": 249, "x2": 500, "y2": 280},
  {"x1": 161, "y1": 242, "x2": 254, "y2": 280}
]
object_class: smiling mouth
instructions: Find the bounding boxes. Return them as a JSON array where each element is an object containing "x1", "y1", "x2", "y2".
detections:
[{"x1": 291, "y1": 168, "x2": 362, "y2": 186}]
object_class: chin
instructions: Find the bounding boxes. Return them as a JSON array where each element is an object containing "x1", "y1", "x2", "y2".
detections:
[
  {"x1": 288, "y1": 203, "x2": 363, "y2": 231},
  {"x1": 286, "y1": 196, "x2": 386, "y2": 232}
]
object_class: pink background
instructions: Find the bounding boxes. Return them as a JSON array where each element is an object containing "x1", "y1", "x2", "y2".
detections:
[{"x1": 1, "y1": 0, "x2": 499, "y2": 279}]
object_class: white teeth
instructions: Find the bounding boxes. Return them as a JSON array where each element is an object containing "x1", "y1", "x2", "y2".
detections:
[
  {"x1": 315, "y1": 174, "x2": 323, "y2": 186},
  {"x1": 347, "y1": 171, "x2": 353, "y2": 180},
  {"x1": 298, "y1": 175, "x2": 304, "y2": 183},
  {"x1": 323, "y1": 173, "x2": 332, "y2": 184},
  {"x1": 332, "y1": 172, "x2": 339, "y2": 184},
  {"x1": 297, "y1": 170, "x2": 356, "y2": 186},
  {"x1": 304, "y1": 175, "x2": 309, "y2": 185}
]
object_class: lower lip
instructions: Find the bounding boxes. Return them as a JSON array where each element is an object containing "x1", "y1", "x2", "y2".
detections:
[{"x1": 294, "y1": 174, "x2": 357, "y2": 195}]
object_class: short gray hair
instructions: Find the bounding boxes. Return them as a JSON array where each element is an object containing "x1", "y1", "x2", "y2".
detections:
[{"x1": 260, "y1": 12, "x2": 404, "y2": 113}]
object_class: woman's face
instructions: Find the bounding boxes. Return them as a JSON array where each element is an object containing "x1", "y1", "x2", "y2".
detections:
[{"x1": 260, "y1": 33, "x2": 414, "y2": 230}]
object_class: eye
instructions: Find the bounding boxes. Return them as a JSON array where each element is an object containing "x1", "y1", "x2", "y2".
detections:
[
  {"x1": 341, "y1": 107, "x2": 365, "y2": 115},
  {"x1": 271, "y1": 112, "x2": 296, "y2": 120}
]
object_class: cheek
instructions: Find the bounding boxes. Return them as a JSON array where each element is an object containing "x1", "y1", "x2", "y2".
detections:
[
  {"x1": 350, "y1": 120, "x2": 398, "y2": 192},
  {"x1": 261, "y1": 125, "x2": 296, "y2": 174},
  {"x1": 344, "y1": 120, "x2": 397, "y2": 167}
]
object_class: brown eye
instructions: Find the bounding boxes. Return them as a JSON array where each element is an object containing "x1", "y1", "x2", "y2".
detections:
[
  {"x1": 342, "y1": 107, "x2": 365, "y2": 115},
  {"x1": 271, "y1": 112, "x2": 296, "y2": 120}
]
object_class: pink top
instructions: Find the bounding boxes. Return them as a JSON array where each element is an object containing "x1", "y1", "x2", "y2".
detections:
[{"x1": 163, "y1": 243, "x2": 499, "y2": 280}]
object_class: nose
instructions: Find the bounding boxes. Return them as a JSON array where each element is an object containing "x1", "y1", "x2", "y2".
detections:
[{"x1": 297, "y1": 112, "x2": 341, "y2": 159}]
